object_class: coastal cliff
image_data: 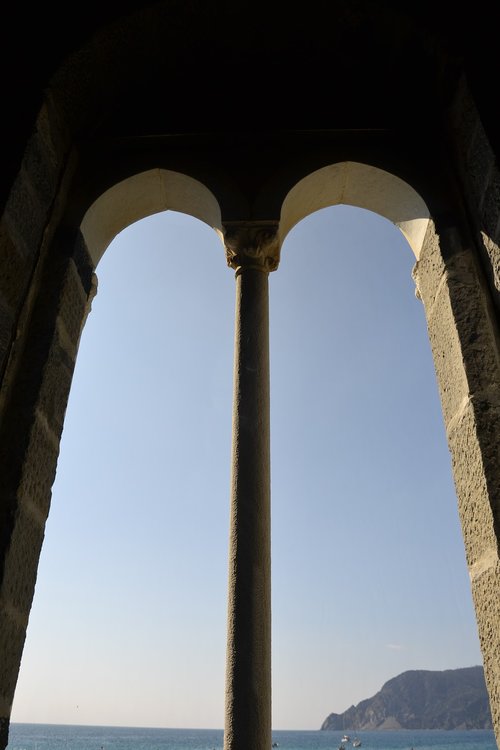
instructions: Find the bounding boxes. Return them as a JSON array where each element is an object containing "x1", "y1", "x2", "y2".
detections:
[{"x1": 321, "y1": 666, "x2": 492, "y2": 731}]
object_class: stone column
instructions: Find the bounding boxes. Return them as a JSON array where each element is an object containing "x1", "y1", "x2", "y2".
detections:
[{"x1": 223, "y1": 223, "x2": 280, "y2": 750}]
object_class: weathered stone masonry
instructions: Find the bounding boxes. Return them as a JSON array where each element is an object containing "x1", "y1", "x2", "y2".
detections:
[{"x1": 1, "y1": 3, "x2": 500, "y2": 750}]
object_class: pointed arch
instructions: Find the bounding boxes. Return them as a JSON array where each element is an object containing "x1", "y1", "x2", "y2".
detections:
[
  {"x1": 81, "y1": 169, "x2": 224, "y2": 266},
  {"x1": 279, "y1": 162, "x2": 430, "y2": 259}
]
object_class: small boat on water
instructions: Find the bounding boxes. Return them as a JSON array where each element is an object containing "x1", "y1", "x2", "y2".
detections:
[
  {"x1": 341, "y1": 736, "x2": 350, "y2": 744},
  {"x1": 353, "y1": 739, "x2": 361, "y2": 747}
]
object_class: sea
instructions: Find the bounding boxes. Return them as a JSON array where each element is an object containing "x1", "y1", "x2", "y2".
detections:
[{"x1": 4, "y1": 726, "x2": 498, "y2": 750}]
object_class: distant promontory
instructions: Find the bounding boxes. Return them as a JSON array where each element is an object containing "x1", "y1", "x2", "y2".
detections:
[{"x1": 321, "y1": 666, "x2": 493, "y2": 731}]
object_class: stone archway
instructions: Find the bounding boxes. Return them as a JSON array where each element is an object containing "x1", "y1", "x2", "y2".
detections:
[
  {"x1": 1, "y1": 2, "x2": 500, "y2": 744},
  {"x1": 2, "y1": 148, "x2": 500, "y2": 749}
]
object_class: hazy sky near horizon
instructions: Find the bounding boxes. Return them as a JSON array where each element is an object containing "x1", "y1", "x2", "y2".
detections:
[{"x1": 10, "y1": 205, "x2": 483, "y2": 731}]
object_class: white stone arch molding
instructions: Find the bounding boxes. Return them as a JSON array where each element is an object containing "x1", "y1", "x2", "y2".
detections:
[
  {"x1": 279, "y1": 161, "x2": 430, "y2": 259},
  {"x1": 80, "y1": 168, "x2": 224, "y2": 267}
]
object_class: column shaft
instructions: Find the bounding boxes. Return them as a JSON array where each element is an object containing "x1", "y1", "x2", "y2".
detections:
[{"x1": 224, "y1": 268, "x2": 272, "y2": 750}]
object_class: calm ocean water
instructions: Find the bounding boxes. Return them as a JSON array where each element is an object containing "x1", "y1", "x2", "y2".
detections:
[{"x1": 5, "y1": 726, "x2": 498, "y2": 750}]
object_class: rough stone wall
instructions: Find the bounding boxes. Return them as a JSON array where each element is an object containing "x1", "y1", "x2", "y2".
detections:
[
  {"x1": 446, "y1": 77, "x2": 500, "y2": 738},
  {"x1": 0, "y1": 94, "x2": 93, "y2": 749},
  {"x1": 449, "y1": 74, "x2": 500, "y2": 315},
  {"x1": 0, "y1": 226, "x2": 96, "y2": 750},
  {"x1": 0, "y1": 97, "x2": 72, "y2": 382},
  {"x1": 414, "y1": 219, "x2": 500, "y2": 745}
]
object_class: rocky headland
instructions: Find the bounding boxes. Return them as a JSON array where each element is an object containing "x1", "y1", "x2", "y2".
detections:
[{"x1": 321, "y1": 666, "x2": 492, "y2": 731}]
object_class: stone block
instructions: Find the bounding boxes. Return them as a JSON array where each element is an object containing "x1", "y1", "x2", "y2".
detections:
[
  {"x1": 466, "y1": 128, "x2": 495, "y2": 212},
  {"x1": 0, "y1": 221, "x2": 32, "y2": 311},
  {"x1": 0, "y1": 607, "x2": 26, "y2": 702},
  {"x1": 2, "y1": 504, "x2": 46, "y2": 616},
  {"x1": 21, "y1": 408, "x2": 60, "y2": 504},
  {"x1": 21, "y1": 126, "x2": 59, "y2": 220},
  {"x1": 413, "y1": 222, "x2": 445, "y2": 305},
  {"x1": 448, "y1": 398, "x2": 500, "y2": 567},
  {"x1": 3, "y1": 170, "x2": 46, "y2": 260},
  {"x1": 471, "y1": 561, "x2": 500, "y2": 728},
  {"x1": 481, "y1": 174, "x2": 500, "y2": 245},
  {"x1": 36, "y1": 333, "x2": 75, "y2": 436},
  {"x1": 57, "y1": 261, "x2": 91, "y2": 350},
  {"x1": 0, "y1": 298, "x2": 14, "y2": 376}
]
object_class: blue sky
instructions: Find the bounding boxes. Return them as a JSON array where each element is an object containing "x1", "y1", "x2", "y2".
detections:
[{"x1": 10, "y1": 205, "x2": 483, "y2": 730}]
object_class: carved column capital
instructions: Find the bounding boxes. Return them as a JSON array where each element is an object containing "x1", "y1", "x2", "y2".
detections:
[{"x1": 223, "y1": 222, "x2": 280, "y2": 274}]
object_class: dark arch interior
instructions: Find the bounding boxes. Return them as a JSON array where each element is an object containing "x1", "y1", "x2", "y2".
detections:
[{"x1": 2, "y1": 0, "x2": 499, "y2": 218}]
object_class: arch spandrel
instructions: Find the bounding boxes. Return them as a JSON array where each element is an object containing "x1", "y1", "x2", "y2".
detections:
[
  {"x1": 81, "y1": 169, "x2": 224, "y2": 266},
  {"x1": 279, "y1": 162, "x2": 430, "y2": 259}
]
